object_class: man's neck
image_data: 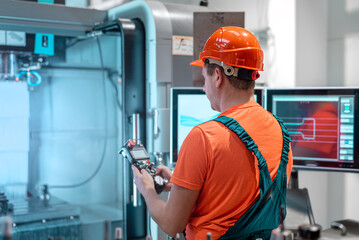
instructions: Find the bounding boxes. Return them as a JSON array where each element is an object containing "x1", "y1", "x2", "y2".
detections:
[{"x1": 219, "y1": 88, "x2": 255, "y2": 112}]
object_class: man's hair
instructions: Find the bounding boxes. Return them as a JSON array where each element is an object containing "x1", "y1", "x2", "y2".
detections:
[{"x1": 204, "y1": 62, "x2": 255, "y2": 90}]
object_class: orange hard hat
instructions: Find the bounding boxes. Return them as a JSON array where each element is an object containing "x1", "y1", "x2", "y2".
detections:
[{"x1": 191, "y1": 26, "x2": 264, "y2": 71}]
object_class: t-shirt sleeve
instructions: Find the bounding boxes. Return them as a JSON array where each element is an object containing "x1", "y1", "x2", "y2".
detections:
[{"x1": 171, "y1": 126, "x2": 209, "y2": 191}]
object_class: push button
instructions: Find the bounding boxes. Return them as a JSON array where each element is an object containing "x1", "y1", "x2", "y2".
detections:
[{"x1": 127, "y1": 139, "x2": 136, "y2": 149}]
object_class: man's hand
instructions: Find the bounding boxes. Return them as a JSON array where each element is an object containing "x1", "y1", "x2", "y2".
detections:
[
  {"x1": 155, "y1": 166, "x2": 173, "y2": 192},
  {"x1": 132, "y1": 165, "x2": 155, "y2": 195},
  {"x1": 132, "y1": 165, "x2": 200, "y2": 237}
]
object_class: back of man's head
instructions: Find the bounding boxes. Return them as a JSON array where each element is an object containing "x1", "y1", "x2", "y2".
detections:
[{"x1": 191, "y1": 26, "x2": 263, "y2": 90}]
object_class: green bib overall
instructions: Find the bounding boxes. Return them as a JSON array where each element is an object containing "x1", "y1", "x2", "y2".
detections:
[{"x1": 213, "y1": 115, "x2": 291, "y2": 240}]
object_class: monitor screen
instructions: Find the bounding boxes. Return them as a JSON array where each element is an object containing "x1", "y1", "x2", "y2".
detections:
[
  {"x1": 266, "y1": 88, "x2": 359, "y2": 172},
  {"x1": 170, "y1": 87, "x2": 263, "y2": 164}
]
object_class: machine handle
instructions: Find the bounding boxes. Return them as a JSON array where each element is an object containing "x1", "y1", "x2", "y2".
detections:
[
  {"x1": 132, "y1": 113, "x2": 142, "y2": 207},
  {"x1": 153, "y1": 109, "x2": 159, "y2": 136}
]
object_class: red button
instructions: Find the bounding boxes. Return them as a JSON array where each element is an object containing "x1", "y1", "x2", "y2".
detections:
[
  {"x1": 146, "y1": 160, "x2": 150, "y2": 164},
  {"x1": 127, "y1": 139, "x2": 136, "y2": 149}
]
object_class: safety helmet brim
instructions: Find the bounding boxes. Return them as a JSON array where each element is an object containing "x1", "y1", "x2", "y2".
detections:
[{"x1": 190, "y1": 59, "x2": 204, "y2": 67}]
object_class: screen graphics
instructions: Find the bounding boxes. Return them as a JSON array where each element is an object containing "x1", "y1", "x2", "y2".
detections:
[
  {"x1": 266, "y1": 88, "x2": 359, "y2": 172},
  {"x1": 170, "y1": 87, "x2": 263, "y2": 164}
]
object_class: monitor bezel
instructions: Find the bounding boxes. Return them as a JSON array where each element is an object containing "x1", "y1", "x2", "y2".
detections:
[
  {"x1": 170, "y1": 87, "x2": 263, "y2": 164},
  {"x1": 265, "y1": 87, "x2": 359, "y2": 173}
]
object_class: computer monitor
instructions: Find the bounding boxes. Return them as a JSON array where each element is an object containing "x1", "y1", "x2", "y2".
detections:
[
  {"x1": 170, "y1": 87, "x2": 263, "y2": 164},
  {"x1": 266, "y1": 88, "x2": 359, "y2": 172}
]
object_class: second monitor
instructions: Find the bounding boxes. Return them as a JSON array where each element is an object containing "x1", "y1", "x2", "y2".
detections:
[{"x1": 266, "y1": 88, "x2": 359, "y2": 173}]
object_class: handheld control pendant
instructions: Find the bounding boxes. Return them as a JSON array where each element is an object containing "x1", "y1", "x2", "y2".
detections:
[{"x1": 119, "y1": 139, "x2": 168, "y2": 194}]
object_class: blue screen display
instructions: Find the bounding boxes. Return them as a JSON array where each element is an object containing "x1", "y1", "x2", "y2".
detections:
[{"x1": 171, "y1": 88, "x2": 262, "y2": 163}]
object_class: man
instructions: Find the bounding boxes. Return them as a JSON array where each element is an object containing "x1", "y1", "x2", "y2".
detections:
[{"x1": 132, "y1": 26, "x2": 293, "y2": 240}]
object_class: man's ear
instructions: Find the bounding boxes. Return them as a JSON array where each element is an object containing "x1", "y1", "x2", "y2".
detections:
[{"x1": 214, "y1": 67, "x2": 224, "y2": 89}]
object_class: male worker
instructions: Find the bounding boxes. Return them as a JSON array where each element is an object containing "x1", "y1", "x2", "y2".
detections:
[{"x1": 132, "y1": 26, "x2": 293, "y2": 240}]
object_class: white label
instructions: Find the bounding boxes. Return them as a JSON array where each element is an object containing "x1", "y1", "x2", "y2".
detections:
[
  {"x1": 0, "y1": 31, "x2": 5, "y2": 45},
  {"x1": 6, "y1": 31, "x2": 26, "y2": 46},
  {"x1": 172, "y1": 35, "x2": 193, "y2": 56}
]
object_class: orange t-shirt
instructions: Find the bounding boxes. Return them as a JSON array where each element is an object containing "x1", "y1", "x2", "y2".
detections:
[{"x1": 171, "y1": 102, "x2": 293, "y2": 240}]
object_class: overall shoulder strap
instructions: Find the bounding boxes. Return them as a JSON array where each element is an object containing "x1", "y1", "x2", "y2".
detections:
[
  {"x1": 213, "y1": 116, "x2": 272, "y2": 187},
  {"x1": 270, "y1": 113, "x2": 291, "y2": 167}
]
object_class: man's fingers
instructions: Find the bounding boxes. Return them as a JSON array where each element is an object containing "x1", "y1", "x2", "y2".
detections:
[
  {"x1": 155, "y1": 166, "x2": 172, "y2": 180},
  {"x1": 132, "y1": 165, "x2": 151, "y2": 178},
  {"x1": 131, "y1": 165, "x2": 157, "y2": 195},
  {"x1": 155, "y1": 166, "x2": 165, "y2": 175}
]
